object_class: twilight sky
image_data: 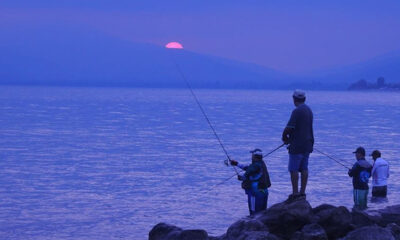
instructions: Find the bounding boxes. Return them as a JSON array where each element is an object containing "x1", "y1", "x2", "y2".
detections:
[{"x1": 1, "y1": 0, "x2": 400, "y2": 74}]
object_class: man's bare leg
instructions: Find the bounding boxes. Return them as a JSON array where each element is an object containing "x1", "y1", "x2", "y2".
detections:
[
  {"x1": 290, "y1": 171, "x2": 299, "y2": 194},
  {"x1": 300, "y1": 170, "x2": 308, "y2": 195}
]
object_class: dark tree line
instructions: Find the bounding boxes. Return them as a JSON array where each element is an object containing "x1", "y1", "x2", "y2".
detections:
[{"x1": 348, "y1": 77, "x2": 400, "y2": 90}]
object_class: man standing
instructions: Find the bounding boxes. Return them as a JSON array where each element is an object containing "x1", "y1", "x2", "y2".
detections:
[
  {"x1": 282, "y1": 90, "x2": 314, "y2": 201},
  {"x1": 348, "y1": 147, "x2": 372, "y2": 210},
  {"x1": 230, "y1": 149, "x2": 271, "y2": 215},
  {"x1": 370, "y1": 150, "x2": 389, "y2": 197}
]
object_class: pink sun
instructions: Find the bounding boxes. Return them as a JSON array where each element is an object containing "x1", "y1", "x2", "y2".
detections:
[{"x1": 165, "y1": 42, "x2": 183, "y2": 49}]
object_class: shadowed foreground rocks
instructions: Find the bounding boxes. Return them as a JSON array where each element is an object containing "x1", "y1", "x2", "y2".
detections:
[{"x1": 149, "y1": 198, "x2": 400, "y2": 240}]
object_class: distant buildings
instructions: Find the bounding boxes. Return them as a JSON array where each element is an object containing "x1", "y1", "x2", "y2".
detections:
[{"x1": 348, "y1": 77, "x2": 400, "y2": 91}]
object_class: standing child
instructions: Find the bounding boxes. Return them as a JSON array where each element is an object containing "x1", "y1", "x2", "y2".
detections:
[{"x1": 230, "y1": 149, "x2": 271, "y2": 215}]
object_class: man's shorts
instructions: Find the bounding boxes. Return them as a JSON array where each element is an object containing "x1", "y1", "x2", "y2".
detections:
[
  {"x1": 288, "y1": 153, "x2": 310, "y2": 172},
  {"x1": 372, "y1": 186, "x2": 387, "y2": 197}
]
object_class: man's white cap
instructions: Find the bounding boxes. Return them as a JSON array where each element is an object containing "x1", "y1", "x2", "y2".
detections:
[{"x1": 293, "y1": 89, "x2": 306, "y2": 99}]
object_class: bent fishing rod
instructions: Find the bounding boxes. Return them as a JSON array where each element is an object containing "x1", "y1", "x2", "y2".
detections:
[{"x1": 167, "y1": 49, "x2": 239, "y2": 176}]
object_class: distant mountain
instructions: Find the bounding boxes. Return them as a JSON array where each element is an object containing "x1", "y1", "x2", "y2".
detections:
[
  {"x1": 297, "y1": 50, "x2": 400, "y2": 89},
  {"x1": 0, "y1": 25, "x2": 290, "y2": 89},
  {"x1": 1, "y1": 24, "x2": 399, "y2": 90}
]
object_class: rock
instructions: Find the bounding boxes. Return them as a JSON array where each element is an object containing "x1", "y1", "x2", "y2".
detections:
[
  {"x1": 226, "y1": 218, "x2": 268, "y2": 239},
  {"x1": 208, "y1": 234, "x2": 227, "y2": 240},
  {"x1": 180, "y1": 230, "x2": 208, "y2": 240},
  {"x1": 352, "y1": 209, "x2": 381, "y2": 227},
  {"x1": 379, "y1": 205, "x2": 400, "y2": 226},
  {"x1": 386, "y1": 223, "x2": 400, "y2": 240},
  {"x1": 149, "y1": 223, "x2": 182, "y2": 240},
  {"x1": 148, "y1": 223, "x2": 208, "y2": 240},
  {"x1": 228, "y1": 231, "x2": 280, "y2": 240},
  {"x1": 315, "y1": 206, "x2": 353, "y2": 239},
  {"x1": 149, "y1": 202, "x2": 400, "y2": 240},
  {"x1": 301, "y1": 223, "x2": 328, "y2": 240},
  {"x1": 290, "y1": 224, "x2": 328, "y2": 240},
  {"x1": 312, "y1": 204, "x2": 336, "y2": 215},
  {"x1": 224, "y1": 218, "x2": 279, "y2": 240},
  {"x1": 311, "y1": 204, "x2": 337, "y2": 224},
  {"x1": 342, "y1": 225, "x2": 395, "y2": 240},
  {"x1": 290, "y1": 231, "x2": 302, "y2": 240},
  {"x1": 256, "y1": 198, "x2": 312, "y2": 239}
]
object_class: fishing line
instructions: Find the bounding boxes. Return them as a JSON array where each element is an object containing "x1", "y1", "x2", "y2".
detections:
[
  {"x1": 167, "y1": 50, "x2": 239, "y2": 175},
  {"x1": 314, "y1": 147, "x2": 352, "y2": 170}
]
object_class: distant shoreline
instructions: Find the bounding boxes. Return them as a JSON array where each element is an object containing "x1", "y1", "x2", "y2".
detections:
[{"x1": 348, "y1": 78, "x2": 400, "y2": 91}]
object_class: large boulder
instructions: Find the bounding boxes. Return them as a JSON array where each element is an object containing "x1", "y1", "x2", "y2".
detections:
[
  {"x1": 149, "y1": 223, "x2": 182, "y2": 240},
  {"x1": 312, "y1": 204, "x2": 337, "y2": 215},
  {"x1": 228, "y1": 231, "x2": 280, "y2": 240},
  {"x1": 386, "y1": 223, "x2": 400, "y2": 240},
  {"x1": 149, "y1": 223, "x2": 208, "y2": 240},
  {"x1": 301, "y1": 223, "x2": 328, "y2": 240},
  {"x1": 342, "y1": 225, "x2": 395, "y2": 240},
  {"x1": 352, "y1": 209, "x2": 382, "y2": 227},
  {"x1": 290, "y1": 223, "x2": 328, "y2": 240},
  {"x1": 224, "y1": 217, "x2": 279, "y2": 240},
  {"x1": 379, "y1": 205, "x2": 400, "y2": 226},
  {"x1": 180, "y1": 230, "x2": 209, "y2": 240},
  {"x1": 256, "y1": 198, "x2": 312, "y2": 239},
  {"x1": 314, "y1": 206, "x2": 353, "y2": 239},
  {"x1": 226, "y1": 218, "x2": 268, "y2": 239}
]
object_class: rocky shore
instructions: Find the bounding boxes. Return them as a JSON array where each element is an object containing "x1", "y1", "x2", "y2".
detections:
[{"x1": 149, "y1": 198, "x2": 400, "y2": 240}]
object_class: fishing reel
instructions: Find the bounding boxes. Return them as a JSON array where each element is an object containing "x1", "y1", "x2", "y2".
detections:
[{"x1": 223, "y1": 159, "x2": 230, "y2": 166}]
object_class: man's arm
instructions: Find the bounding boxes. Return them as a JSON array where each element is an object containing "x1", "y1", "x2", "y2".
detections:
[
  {"x1": 282, "y1": 127, "x2": 293, "y2": 144},
  {"x1": 371, "y1": 164, "x2": 376, "y2": 178},
  {"x1": 348, "y1": 163, "x2": 358, "y2": 177},
  {"x1": 282, "y1": 110, "x2": 297, "y2": 144}
]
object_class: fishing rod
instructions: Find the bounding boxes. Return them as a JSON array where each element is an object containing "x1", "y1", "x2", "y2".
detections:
[
  {"x1": 221, "y1": 143, "x2": 285, "y2": 183},
  {"x1": 167, "y1": 49, "x2": 239, "y2": 175},
  {"x1": 263, "y1": 143, "x2": 285, "y2": 158},
  {"x1": 223, "y1": 142, "x2": 285, "y2": 166},
  {"x1": 314, "y1": 147, "x2": 352, "y2": 170},
  {"x1": 185, "y1": 143, "x2": 299, "y2": 201}
]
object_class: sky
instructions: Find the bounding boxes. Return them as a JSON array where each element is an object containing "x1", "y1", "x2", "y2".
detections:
[{"x1": 1, "y1": 0, "x2": 400, "y2": 74}]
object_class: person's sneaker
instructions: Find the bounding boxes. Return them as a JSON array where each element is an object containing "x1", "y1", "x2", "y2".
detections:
[
  {"x1": 285, "y1": 193, "x2": 300, "y2": 203},
  {"x1": 299, "y1": 193, "x2": 306, "y2": 199}
]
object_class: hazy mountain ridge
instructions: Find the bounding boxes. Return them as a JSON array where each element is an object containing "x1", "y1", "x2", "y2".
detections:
[
  {"x1": 0, "y1": 25, "x2": 291, "y2": 89},
  {"x1": 300, "y1": 50, "x2": 400, "y2": 89},
  {"x1": 0, "y1": 25, "x2": 399, "y2": 89}
]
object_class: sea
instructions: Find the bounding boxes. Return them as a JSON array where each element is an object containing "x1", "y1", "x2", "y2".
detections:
[{"x1": 0, "y1": 86, "x2": 399, "y2": 239}]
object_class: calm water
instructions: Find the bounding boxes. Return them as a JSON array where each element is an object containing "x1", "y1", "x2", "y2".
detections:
[{"x1": 0, "y1": 87, "x2": 399, "y2": 239}]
